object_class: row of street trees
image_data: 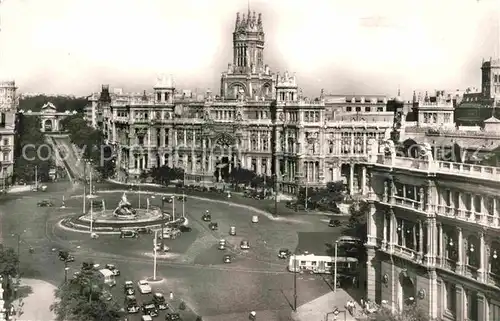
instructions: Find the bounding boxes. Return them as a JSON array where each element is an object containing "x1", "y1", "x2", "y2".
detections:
[
  {"x1": 50, "y1": 269, "x2": 122, "y2": 321},
  {"x1": 61, "y1": 115, "x2": 116, "y2": 179},
  {"x1": 141, "y1": 165, "x2": 185, "y2": 185},
  {"x1": 13, "y1": 115, "x2": 52, "y2": 183}
]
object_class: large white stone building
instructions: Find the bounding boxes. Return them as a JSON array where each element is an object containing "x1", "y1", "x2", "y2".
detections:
[
  {"x1": 85, "y1": 9, "x2": 396, "y2": 194},
  {"x1": 0, "y1": 81, "x2": 18, "y2": 186}
]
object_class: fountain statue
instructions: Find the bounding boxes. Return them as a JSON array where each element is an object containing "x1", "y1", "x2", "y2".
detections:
[
  {"x1": 113, "y1": 192, "x2": 137, "y2": 217},
  {"x1": 102, "y1": 199, "x2": 106, "y2": 212}
]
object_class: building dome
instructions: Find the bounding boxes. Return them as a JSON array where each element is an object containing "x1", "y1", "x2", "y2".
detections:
[
  {"x1": 395, "y1": 96, "x2": 404, "y2": 104},
  {"x1": 154, "y1": 74, "x2": 174, "y2": 89}
]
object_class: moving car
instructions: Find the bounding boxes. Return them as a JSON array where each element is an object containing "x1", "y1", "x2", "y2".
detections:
[
  {"x1": 223, "y1": 254, "x2": 232, "y2": 263},
  {"x1": 137, "y1": 280, "x2": 152, "y2": 294},
  {"x1": 179, "y1": 225, "x2": 192, "y2": 232},
  {"x1": 159, "y1": 228, "x2": 181, "y2": 240},
  {"x1": 105, "y1": 264, "x2": 120, "y2": 276},
  {"x1": 141, "y1": 303, "x2": 158, "y2": 317},
  {"x1": 124, "y1": 281, "x2": 135, "y2": 295},
  {"x1": 162, "y1": 196, "x2": 173, "y2": 204},
  {"x1": 58, "y1": 250, "x2": 75, "y2": 262},
  {"x1": 240, "y1": 240, "x2": 250, "y2": 250},
  {"x1": 209, "y1": 222, "x2": 218, "y2": 230},
  {"x1": 328, "y1": 219, "x2": 341, "y2": 227},
  {"x1": 81, "y1": 261, "x2": 99, "y2": 272},
  {"x1": 165, "y1": 312, "x2": 181, "y2": 321},
  {"x1": 124, "y1": 295, "x2": 139, "y2": 313},
  {"x1": 120, "y1": 230, "x2": 139, "y2": 239},
  {"x1": 152, "y1": 293, "x2": 167, "y2": 310},
  {"x1": 154, "y1": 243, "x2": 170, "y2": 252},
  {"x1": 202, "y1": 213, "x2": 211, "y2": 222},
  {"x1": 136, "y1": 227, "x2": 153, "y2": 234},
  {"x1": 251, "y1": 215, "x2": 259, "y2": 223},
  {"x1": 142, "y1": 315, "x2": 153, "y2": 321},
  {"x1": 177, "y1": 195, "x2": 187, "y2": 201},
  {"x1": 218, "y1": 239, "x2": 226, "y2": 250},
  {"x1": 37, "y1": 199, "x2": 53, "y2": 207},
  {"x1": 229, "y1": 226, "x2": 236, "y2": 236},
  {"x1": 278, "y1": 248, "x2": 291, "y2": 259}
]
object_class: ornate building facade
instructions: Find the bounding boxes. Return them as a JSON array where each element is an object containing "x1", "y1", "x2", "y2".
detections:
[
  {"x1": 363, "y1": 140, "x2": 500, "y2": 321},
  {"x1": 87, "y1": 10, "x2": 394, "y2": 194},
  {"x1": 0, "y1": 81, "x2": 18, "y2": 186}
]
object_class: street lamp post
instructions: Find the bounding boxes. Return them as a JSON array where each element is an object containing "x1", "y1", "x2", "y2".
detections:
[
  {"x1": 82, "y1": 163, "x2": 86, "y2": 214},
  {"x1": 172, "y1": 195, "x2": 176, "y2": 222},
  {"x1": 138, "y1": 185, "x2": 141, "y2": 209},
  {"x1": 90, "y1": 200, "x2": 94, "y2": 236},
  {"x1": 293, "y1": 253, "x2": 298, "y2": 312},
  {"x1": 88, "y1": 163, "x2": 93, "y2": 198},
  {"x1": 153, "y1": 230, "x2": 158, "y2": 280},
  {"x1": 64, "y1": 261, "x2": 69, "y2": 283},
  {"x1": 334, "y1": 241, "x2": 338, "y2": 293}
]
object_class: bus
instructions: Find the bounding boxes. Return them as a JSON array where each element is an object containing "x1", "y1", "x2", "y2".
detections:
[
  {"x1": 336, "y1": 236, "x2": 363, "y2": 246},
  {"x1": 287, "y1": 254, "x2": 358, "y2": 274},
  {"x1": 98, "y1": 269, "x2": 116, "y2": 287}
]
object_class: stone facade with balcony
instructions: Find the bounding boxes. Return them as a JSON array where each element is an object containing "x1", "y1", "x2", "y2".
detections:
[{"x1": 363, "y1": 140, "x2": 500, "y2": 321}]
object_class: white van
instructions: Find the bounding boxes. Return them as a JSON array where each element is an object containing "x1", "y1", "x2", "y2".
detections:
[{"x1": 98, "y1": 269, "x2": 116, "y2": 287}]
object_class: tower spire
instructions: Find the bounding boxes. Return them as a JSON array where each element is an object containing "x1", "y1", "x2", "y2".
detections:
[{"x1": 248, "y1": 0, "x2": 250, "y2": 13}]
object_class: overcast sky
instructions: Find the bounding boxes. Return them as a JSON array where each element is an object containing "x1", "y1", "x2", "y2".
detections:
[{"x1": 0, "y1": 0, "x2": 498, "y2": 97}]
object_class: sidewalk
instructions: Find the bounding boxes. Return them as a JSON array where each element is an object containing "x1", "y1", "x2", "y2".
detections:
[
  {"x1": 291, "y1": 289, "x2": 361, "y2": 321},
  {"x1": 13, "y1": 278, "x2": 56, "y2": 321}
]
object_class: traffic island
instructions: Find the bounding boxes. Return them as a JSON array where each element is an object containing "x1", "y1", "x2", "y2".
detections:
[{"x1": 145, "y1": 276, "x2": 164, "y2": 283}]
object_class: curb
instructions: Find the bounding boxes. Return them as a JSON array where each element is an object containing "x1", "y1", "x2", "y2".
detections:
[{"x1": 106, "y1": 179, "x2": 350, "y2": 217}]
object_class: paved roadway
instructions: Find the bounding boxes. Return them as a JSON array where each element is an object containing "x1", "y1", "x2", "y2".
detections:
[{"x1": 0, "y1": 181, "x2": 344, "y2": 321}]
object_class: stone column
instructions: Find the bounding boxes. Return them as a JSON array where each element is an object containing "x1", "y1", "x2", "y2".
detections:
[
  {"x1": 266, "y1": 157, "x2": 271, "y2": 176},
  {"x1": 477, "y1": 292, "x2": 489, "y2": 321},
  {"x1": 349, "y1": 164, "x2": 354, "y2": 195},
  {"x1": 257, "y1": 131, "x2": 261, "y2": 151},
  {"x1": 418, "y1": 220, "x2": 424, "y2": 258},
  {"x1": 257, "y1": 157, "x2": 262, "y2": 175},
  {"x1": 457, "y1": 227, "x2": 463, "y2": 273},
  {"x1": 363, "y1": 134, "x2": 367, "y2": 154},
  {"x1": 285, "y1": 131, "x2": 289, "y2": 153},
  {"x1": 455, "y1": 285, "x2": 464, "y2": 321},
  {"x1": 183, "y1": 129, "x2": 187, "y2": 146},
  {"x1": 479, "y1": 232, "x2": 486, "y2": 282},
  {"x1": 494, "y1": 198, "x2": 499, "y2": 227},
  {"x1": 382, "y1": 211, "x2": 388, "y2": 249},
  {"x1": 389, "y1": 210, "x2": 396, "y2": 252},
  {"x1": 438, "y1": 223, "x2": 443, "y2": 267},
  {"x1": 361, "y1": 166, "x2": 367, "y2": 195},
  {"x1": 350, "y1": 134, "x2": 354, "y2": 155}
]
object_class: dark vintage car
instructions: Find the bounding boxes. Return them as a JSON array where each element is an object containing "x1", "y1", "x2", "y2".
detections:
[
  {"x1": 278, "y1": 248, "x2": 291, "y2": 259},
  {"x1": 120, "y1": 230, "x2": 139, "y2": 238},
  {"x1": 202, "y1": 214, "x2": 211, "y2": 222},
  {"x1": 152, "y1": 293, "x2": 167, "y2": 310},
  {"x1": 165, "y1": 312, "x2": 181, "y2": 321},
  {"x1": 162, "y1": 196, "x2": 173, "y2": 204},
  {"x1": 58, "y1": 250, "x2": 75, "y2": 262},
  {"x1": 177, "y1": 195, "x2": 187, "y2": 201},
  {"x1": 37, "y1": 199, "x2": 54, "y2": 207},
  {"x1": 223, "y1": 254, "x2": 232, "y2": 263},
  {"x1": 136, "y1": 227, "x2": 153, "y2": 234},
  {"x1": 124, "y1": 295, "x2": 139, "y2": 313},
  {"x1": 209, "y1": 222, "x2": 218, "y2": 230},
  {"x1": 141, "y1": 303, "x2": 158, "y2": 317},
  {"x1": 124, "y1": 281, "x2": 135, "y2": 295},
  {"x1": 179, "y1": 225, "x2": 192, "y2": 232},
  {"x1": 105, "y1": 264, "x2": 120, "y2": 276},
  {"x1": 328, "y1": 219, "x2": 341, "y2": 227}
]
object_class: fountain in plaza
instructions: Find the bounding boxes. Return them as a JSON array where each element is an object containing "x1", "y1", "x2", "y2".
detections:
[{"x1": 113, "y1": 192, "x2": 137, "y2": 218}]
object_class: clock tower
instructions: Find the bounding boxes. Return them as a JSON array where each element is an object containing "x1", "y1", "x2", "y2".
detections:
[{"x1": 220, "y1": 10, "x2": 275, "y2": 100}]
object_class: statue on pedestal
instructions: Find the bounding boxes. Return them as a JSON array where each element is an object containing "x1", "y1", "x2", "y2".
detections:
[{"x1": 113, "y1": 192, "x2": 137, "y2": 216}]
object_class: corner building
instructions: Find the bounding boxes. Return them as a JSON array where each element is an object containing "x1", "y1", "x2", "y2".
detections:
[
  {"x1": 363, "y1": 141, "x2": 500, "y2": 320},
  {"x1": 89, "y1": 10, "x2": 394, "y2": 193}
]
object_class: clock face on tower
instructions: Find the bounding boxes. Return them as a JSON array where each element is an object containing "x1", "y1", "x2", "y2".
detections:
[{"x1": 238, "y1": 33, "x2": 246, "y2": 40}]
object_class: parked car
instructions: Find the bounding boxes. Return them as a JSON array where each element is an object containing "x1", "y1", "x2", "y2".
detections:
[
  {"x1": 177, "y1": 195, "x2": 187, "y2": 201},
  {"x1": 141, "y1": 303, "x2": 158, "y2": 317},
  {"x1": 223, "y1": 254, "x2": 232, "y2": 263},
  {"x1": 124, "y1": 295, "x2": 139, "y2": 313},
  {"x1": 159, "y1": 228, "x2": 181, "y2": 240},
  {"x1": 58, "y1": 250, "x2": 75, "y2": 262},
  {"x1": 37, "y1": 199, "x2": 53, "y2": 207},
  {"x1": 105, "y1": 264, "x2": 120, "y2": 276},
  {"x1": 229, "y1": 226, "x2": 236, "y2": 236},
  {"x1": 328, "y1": 219, "x2": 341, "y2": 227},
  {"x1": 120, "y1": 230, "x2": 139, "y2": 239},
  {"x1": 179, "y1": 225, "x2": 192, "y2": 232},
  {"x1": 209, "y1": 222, "x2": 218, "y2": 230},
  {"x1": 152, "y1": 293, "x2": 168, "y2": 310},
  {"x1": 137, "y1": 280, "x2": 152, "y2": 294},
  {"x1": 136, "y1": 227, "x2": 153, "y2": 234},
  {"x1": 240, "y1": 240, "x2": 250, "y2": 250},
  {"x1": 142, "y1": 315, "x2": 153, "y2": 321},
  {"x1": 81, "y1": 261, "x2": 99, "y2": 272},
  {"x1": 251, "y1": 215, "x2": 259, "y2": 223},
  {"x1": 165, "y1": 312, "x2": 181, "y2": 321},
  {"x1": 278, "y1": 248, "x2": 291, "y2": 259},
  {"x1": 162, "y1": 196, "x2": 173, "y2": 204},
  {"x1": 124, "y1": 281, "x2": 135, "y2": 295},
  {"x1": 202, "y1": 213, "x2": 211, "y2": 222}
]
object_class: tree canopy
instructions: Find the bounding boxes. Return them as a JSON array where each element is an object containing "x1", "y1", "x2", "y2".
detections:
[
  {"x1": 345, "y1": 200, "x2": 370, "y2": 242},
  {"x1": 144, "y1": 165, "x2": 185, "y2": 185},
  {"x1": 61, "y1": 114, "x2": 116, "y2": 179},
  {"x1": 13, "y1": 114, "x2": 53, "y2": 182},
  {"x1": 296, "y1": 181, "x2": 346, "y2": 211},
  {"x1": 51, "y1": 271, "x2": 122, "y2": 321},
  {"x1": 370, "y1": 303, "x2": 430, "y2": 321},
  {"x1": 19, "y1": 95, "x2": 88, "y2": 113}
]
